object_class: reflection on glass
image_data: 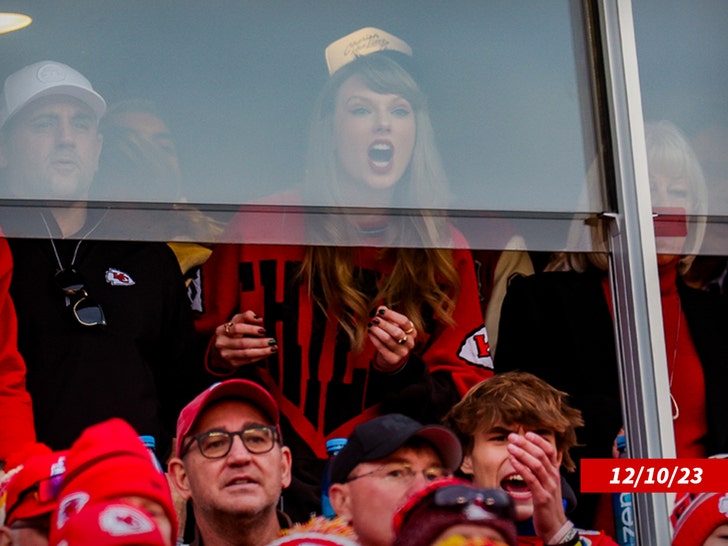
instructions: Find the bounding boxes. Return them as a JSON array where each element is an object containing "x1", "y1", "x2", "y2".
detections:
[
  {"x1": 495, "y1": 120, "x2": 720, "y2": 531},
  {"x1": 1, "y1": 2, "x2": 602, "y2": 249}
]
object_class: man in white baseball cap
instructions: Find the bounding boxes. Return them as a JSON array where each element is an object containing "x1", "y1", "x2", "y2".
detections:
[
  {"x1": 0, "y1": 60, "x2": 106, "y2": 129},
  {"x1": 0, "y1": 60, "x2": 200, "y2": 462},
  {"x1": 0, "y1": 60, "x2": 105, "y2": 213}
]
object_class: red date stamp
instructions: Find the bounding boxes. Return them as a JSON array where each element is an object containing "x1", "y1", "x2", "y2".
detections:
[{"x1": 581, "y1": 459, "x2": 728, "y2": 493}]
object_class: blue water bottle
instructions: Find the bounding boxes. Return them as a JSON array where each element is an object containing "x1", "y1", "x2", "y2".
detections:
[
  {"x1": 612, "y1": 435, "x2": 636, "y2": 546},
  {"x1": 139, "y1": 435, "x2": 165, "y2": 473},
  {"x1": 321, "y1": 438, "x2": 348, "y2": 518}
]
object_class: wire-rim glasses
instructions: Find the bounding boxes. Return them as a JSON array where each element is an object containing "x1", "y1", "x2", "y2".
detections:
[
  {"x1": 346, "y1": 462, "x2": 452, "y2": 486},
  {"x1": 55, "y1": 267, "x2": 107, "y2": 329},
  {"x1": 181, "y1": 425, "x2": 280, "y2": 459}
]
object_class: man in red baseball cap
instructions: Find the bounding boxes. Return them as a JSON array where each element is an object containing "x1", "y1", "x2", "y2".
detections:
[
  {"x1": 0, "y1": 448, "x2": 67, "y2": 546},
  {"x1": 168, "y1": 379, "x2": 292, "y2": 546}
]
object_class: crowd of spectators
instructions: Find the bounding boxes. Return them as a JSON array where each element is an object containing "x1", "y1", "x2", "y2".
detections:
[{"x1": 1, "y1": 23, "x2": 725, "y2": 546}]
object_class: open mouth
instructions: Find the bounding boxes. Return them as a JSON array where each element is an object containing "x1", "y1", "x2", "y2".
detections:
[
  {"x1": 500, "y1": 473, "x2": 529, "y2": 495},
  {"x1": 368, "y1": 141, "x2": 393, "y2": 173}
]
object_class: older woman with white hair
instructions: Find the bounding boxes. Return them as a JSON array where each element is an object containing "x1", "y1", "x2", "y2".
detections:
[{"x1": 496, "y1": 120, "x2": 727, "y2": 529}]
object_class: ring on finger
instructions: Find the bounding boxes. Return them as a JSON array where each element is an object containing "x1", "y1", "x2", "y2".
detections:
[
  {"x1": 397, "y1": 335, "x2": 408, "y2": 345},
  {"x1": 224, "y1": 322, "x2": 233, "y2": 335},
  {"x1": 404, "y1": 327, "x2": 415, "y2": 334}
]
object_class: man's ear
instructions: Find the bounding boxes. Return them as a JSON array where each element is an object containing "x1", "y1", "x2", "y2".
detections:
[
  {"x1": 280, "y1": 446, "x2": 292, "y2": 489},
  {"x1": 328, "y1": 483, "x2": 352, "y2": 522},
  {"x1": 167, "y1": 457, "x2": 193, "y2": 501},
  {"x1": 460, "y1": 454, "x2": 474, "y2": 476},
  {"x1": 0, "y1": 526, "x2": 14, "y2": 546}
]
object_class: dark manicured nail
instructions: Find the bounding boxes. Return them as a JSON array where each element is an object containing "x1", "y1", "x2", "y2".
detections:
[
  {"x1": 254, "y1": 315, "x2": 261, "y2": 320},
  {"x1": 377, "y1": 307, "x2": 386, "y2": 316},
  {"x1": 270, "y1": 345, "x2": 278, "y2": 353},
  {"x1": 367, "y1": 322, "x2": 373, "y2": 328},
  {"x1": 372, "y1": 318, "x2": 380, "y2": 325},
  {"x1": 268, "y1": 339, "x2": 278, "y2": 346},
  {"x1": 258, "y1": 328, "x2": 266, "y2": 335}
]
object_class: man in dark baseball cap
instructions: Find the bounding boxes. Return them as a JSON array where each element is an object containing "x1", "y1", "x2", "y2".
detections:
[{"x1": 325, "y1": 413, "x2": 462, "y2": 546}]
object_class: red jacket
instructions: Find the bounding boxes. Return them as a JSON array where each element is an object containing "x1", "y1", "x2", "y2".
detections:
[
  {"x1": 0, "y1": 236, "x2": 36, "y2": 464},
  {"x1": 195, "y1": 208, "x2": 493, "y2": 520}
]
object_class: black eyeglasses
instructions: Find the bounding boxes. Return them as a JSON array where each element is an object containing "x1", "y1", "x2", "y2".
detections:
[
  {"x1": 5, "y1": 473, "x2": 64, "y2": 523},
  {"x1": 182, "y1": 425, "x2": 280, "y2": 459},
  {"x1": 55, "y1": 268, "x2": 107, "y2": 329}
]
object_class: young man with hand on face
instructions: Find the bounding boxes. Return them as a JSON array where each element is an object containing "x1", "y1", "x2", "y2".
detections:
[{"x1": 444, "y1": 372, "x2": 617, "y2": 546}]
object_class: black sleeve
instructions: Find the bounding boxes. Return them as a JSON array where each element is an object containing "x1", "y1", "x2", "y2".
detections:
[{"x1": 373, "y1": 354, "x2": 460, "y2": 424}]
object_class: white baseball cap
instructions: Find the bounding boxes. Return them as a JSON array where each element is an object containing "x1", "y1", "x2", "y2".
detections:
[{"x1": 0, "y1": 60, "x2": 106, "y2": 129}]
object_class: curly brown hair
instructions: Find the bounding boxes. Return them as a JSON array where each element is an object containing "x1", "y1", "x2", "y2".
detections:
[{"x1": 443, "y1": 371, "x2": 584, "y2": 472}]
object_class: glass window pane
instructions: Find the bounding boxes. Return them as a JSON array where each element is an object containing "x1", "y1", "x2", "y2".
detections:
[
  {"x1": 634, "y1": 0, "x2": 728, "y2": 256},
  {"x1": 1, "y1": 1, "x2": 604, "y2": 251}
]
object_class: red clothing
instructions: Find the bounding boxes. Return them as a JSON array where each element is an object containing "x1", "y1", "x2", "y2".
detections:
[
  {"x1": 659, "y1": 261, "x2": 707, "y2": 458},
  {"x1": 602, "y1": 262, "x2": 708, "y2": 458},
  {"x1": 0, "y1": 236, "x2": 36, "y2": 464},
  {"x1": 195, "y1": 210, "x2": 493, "y2": 519},
  {"x1": 517, "y1": 530, "x2": 618, "y2": 545},
  {"x1": 197, "y1": 238, "x2": 492, "y2": 455}
]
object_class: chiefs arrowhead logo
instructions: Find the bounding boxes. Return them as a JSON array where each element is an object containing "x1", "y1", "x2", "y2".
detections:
[
  {"x1": 56, "y1": 491, "x2": 90, "y2": 529},
  {"x1": 458, "y1": 326, "x2": 493, "y2": 369},
  {"x1": 99, "y1": 505, "x2": 156, "y2": 536},
  {"x1": 105, "y1": 268, "x2": 135, "y2": 286}
]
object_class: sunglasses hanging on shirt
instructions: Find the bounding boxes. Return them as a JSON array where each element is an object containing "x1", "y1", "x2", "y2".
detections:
[
  {"x1": 41, "y1": 211, "x2": 109, "y2": 330},
  {"x1": 54, "y1": 267, "x2": 107, "y2": 328}
]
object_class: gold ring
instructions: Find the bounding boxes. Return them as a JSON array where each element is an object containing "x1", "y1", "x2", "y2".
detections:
[
  {"x1": 404, "y1": 327, "x2": 415, "y2": 334},
  {"x1": 397, "y1": 335, "x2": 408, "y2": 345},
  {"x1": 224, "y1": 322, "x2": 233, "y2": 335}
]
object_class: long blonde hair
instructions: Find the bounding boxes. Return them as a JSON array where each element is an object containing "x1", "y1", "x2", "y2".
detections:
[
  {"x1": 300, "y1": 52, "x2": 460, "y2": 351},
  {"x1": 547, "y1": 120, "x2": 707, "y2": 276},
  {"x1": 300, "y1": 246, "x2": 459, "y2": 351}
]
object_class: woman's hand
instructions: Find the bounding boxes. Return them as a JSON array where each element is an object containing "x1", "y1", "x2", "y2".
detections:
[
  {"x1": 211, "y1": 310, "x2": 277, "y2": 371},
  {"x1": 367, "y1": 305, "x2": 417, "y2": 373}
]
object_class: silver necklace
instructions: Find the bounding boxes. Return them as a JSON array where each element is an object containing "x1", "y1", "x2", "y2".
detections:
[
  {"x1": 669, "y1": 299, "x2": 681, "y2": 421},
  {"x1": 40, "y1": 210, "x2": 108, "y2": 276}
]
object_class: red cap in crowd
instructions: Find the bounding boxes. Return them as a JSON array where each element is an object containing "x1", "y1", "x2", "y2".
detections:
[
  {"x1": 175, "y1": 379, "x2": 280, "y2": 457},
  {"x1": 671, "y1": 491, "x2": 728, "y2": 546},
  {"x1": 1, "y1": 449, "x2": 67, "y2": 525},
  {"x1": 392, "y1": 478, "x2": 517, "y2": 546},
  {"x1": 53, "y1": 418, "x2": 176, "y2": 544},
  {"x1": 49, "y1": 500, "x2": 166, "y2": 546}
]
